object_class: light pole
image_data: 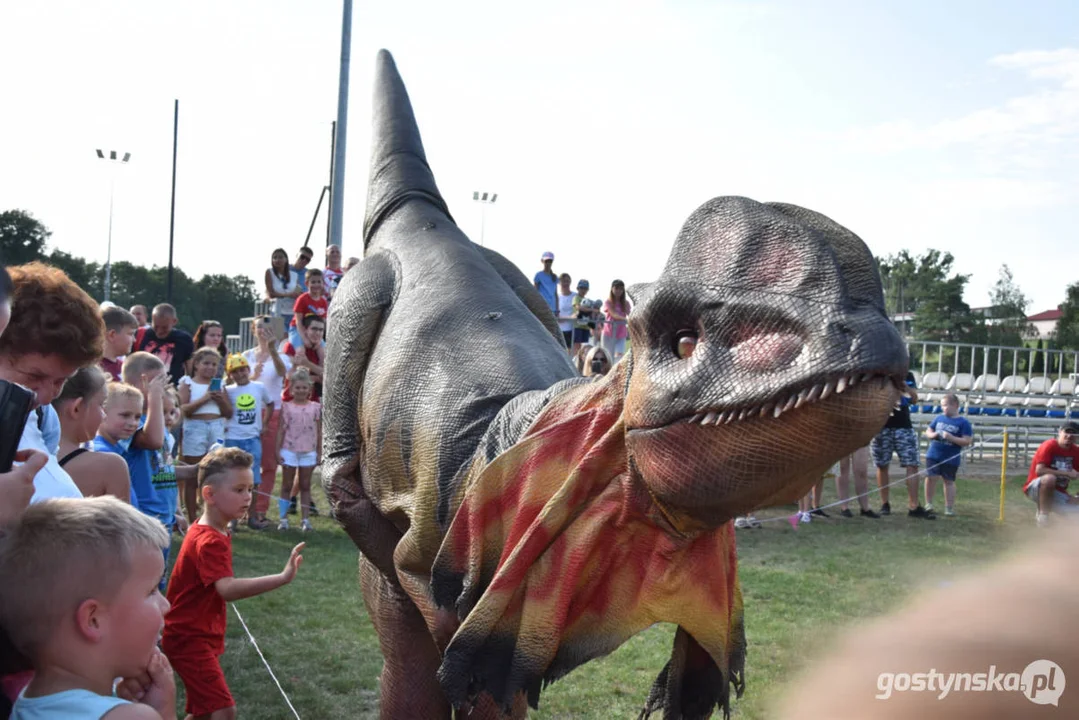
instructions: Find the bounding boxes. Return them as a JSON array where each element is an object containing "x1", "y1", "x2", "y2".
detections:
[
  {"x1": 95, "y1": 149, "x2": 132, "y2": 302},
  {"x1": 472, "y1": 191, "x2": 498, "y2": 246}
]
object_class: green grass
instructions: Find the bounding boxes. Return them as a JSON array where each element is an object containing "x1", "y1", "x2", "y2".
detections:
[{"x1": 177, "y1": 467, "x2": 1039, "y2": 718}]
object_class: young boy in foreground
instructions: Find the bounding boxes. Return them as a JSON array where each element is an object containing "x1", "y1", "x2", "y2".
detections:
[
  {"x1": 0, "y1": 497, "x2": 176, "y2": 719},
  {"x1": 162, "y1": 448, "x2": 304, "y2": 720}
]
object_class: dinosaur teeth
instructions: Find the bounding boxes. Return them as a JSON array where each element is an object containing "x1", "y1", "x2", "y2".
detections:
[
  {"x1": 836, "y1": 376, "x2": 848, "y2": 394},
  {"x1": 860, "y1": 373, "x2": 872, "y2": 384},
  {"x1": 774, "y1": 403, "x2": 784, "y2": 418},
  {"x1": 724, "y1": 411, "x2": 736, "y2": 425},
  {"x1": 848, "y1": 374, "x2": 859, "y2": 387},
  {"x1": 820, "y1": 380, "x2": 835, "y2": 401},
  {"x1": 703, "y1": 411, "x2": 718, "y2": 425},
  {"x1": 689, "y1": 413, "x2": 704, "y2": 424},
  {"x1": 760, "y1": 402, "x2": 774, "y2": 418},
  {"x1": 783, "y1": 394, "x2": 797, "y2": 412},
  {"x1": 806, "y1": 384, "x2": 823, "y2": 404},
  {"x1": 794, "y1": 388, "x2": 809, "y2": 409}
]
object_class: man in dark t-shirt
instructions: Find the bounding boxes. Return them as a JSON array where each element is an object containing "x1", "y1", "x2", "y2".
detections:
[
  {"x1": 135, "y1": 303, "x2": 194, "y2": 386},
  {"x1": 869, "y1": 371, "x2": 934, "y2": 518}
]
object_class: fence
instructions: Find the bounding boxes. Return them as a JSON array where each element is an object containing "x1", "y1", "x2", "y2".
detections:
[{"x1": 908, "y1": 340, "x2": 1079, "y2": 381}]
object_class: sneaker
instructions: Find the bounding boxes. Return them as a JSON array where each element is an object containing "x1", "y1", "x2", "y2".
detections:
[
  {"x1": 278, "y1": 518, "x2": 289, "y2": 531},
  {"x1": 944, "y1": 508, "x2": 956, "y2": 517},
  {"x1": 839, "y1": 508, "x2": 854, "y2": 518},
  {"x1": 248, "y1": 517, "x2": 268, "y2": 530},
  {"x1": 301, "y1": 519, "x2": 314, "y2": 533},
  {"x1": 811, "y1": 507, "x2": 830, "y2": 518},
  {"x1": 925, "y1": 503, "x2": 935, "y2": 514},
  {"x1": 799, "y1": 511, "x2": 812, "y2": 524},
  {"x1": 734, "y1": 517, "x2": 749, "y2": 529},
  {"x1": 745, "y1": 514, "x2": 762, "y2": 528},
  {"x1": 860, "y1": 508, "x2": 881, "y2": 519},
  {"x1": 1036, "y1": 512, "x2": 1049, "y2": 528},
  {"x1": 880, "y1": 502, "x2": 891, "y2": 516},
  {"x1": 288, "y1": 497, "x2": 298, "y2": 516},
  {"x1": 908, "y1": 506, "x2": 936, "y2": 520}
]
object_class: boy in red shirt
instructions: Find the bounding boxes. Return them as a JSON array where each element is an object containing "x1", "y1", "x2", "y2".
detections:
[
  {"x1": 162, "y1": 447, "x2": 304, "y2": 719},
  {"x1": 288, "y1": 268, "x2": 327, "y2": 349},
  {"x1": 1024, "y1": 421, "x2": 1079, "y2": 527}
]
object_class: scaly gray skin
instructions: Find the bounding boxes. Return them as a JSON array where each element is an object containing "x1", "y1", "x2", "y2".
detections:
[{"x1": 324, "y1": 50, "x2": 908, "y2": 719}]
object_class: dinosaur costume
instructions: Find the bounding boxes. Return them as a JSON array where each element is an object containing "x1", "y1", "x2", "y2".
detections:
[{"x1": 324, "y1": 50, "x2": 908, "y2": 719}]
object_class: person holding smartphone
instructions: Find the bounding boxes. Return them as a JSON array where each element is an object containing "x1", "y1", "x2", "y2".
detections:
[{"x1": 178, "y1": 348, "x2": 232, "y2": 471}]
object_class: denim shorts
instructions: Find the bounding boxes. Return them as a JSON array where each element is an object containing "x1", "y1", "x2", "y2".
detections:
[
  {"x1": 183, "y1": 418, "x2": 225, "y2": 457},
  {"x1": 225, "y1": 437, "x2": 262, "y2": 485},
  {"x1": 927, "y1": 460, "x2": 958, "y2": 481},
  {"x1": 870, "y1": 427, "x2": 920, "y2": 468}
]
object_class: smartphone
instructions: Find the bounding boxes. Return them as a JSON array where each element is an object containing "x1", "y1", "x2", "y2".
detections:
[
  {"x1": 0, "y1": 380, "x2": 35, "y2": 473},
  {"x1": 209, "y1": 377, "x2": 222, "y2": 392}
]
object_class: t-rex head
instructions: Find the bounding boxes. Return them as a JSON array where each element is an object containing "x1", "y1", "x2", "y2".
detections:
[{"x1": 624, "y1": 197, "x2": 907, "y2": 530}]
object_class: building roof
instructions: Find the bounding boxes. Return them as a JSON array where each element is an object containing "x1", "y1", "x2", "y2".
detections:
[{"x1": 1027, "y1": 308, "x2": 1063, "y2": 322}]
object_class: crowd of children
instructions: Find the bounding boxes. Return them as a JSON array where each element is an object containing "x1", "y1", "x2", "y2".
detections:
[{"x1": 0, "y1": 261, "x2": 321, "y2": 719}]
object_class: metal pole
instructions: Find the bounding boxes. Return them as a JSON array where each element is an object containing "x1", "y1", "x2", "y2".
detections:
[
  {"x1": 326, "y1": 121, "x2": 335, "y2": 248},
  {"x1": 104, "y1": 178, "x2": 115, "y2": 302},
  {"x1": 328, "y1": 0, "x2": 352, "y2": 249},
  {"x1": 167, "y1": 99, "x2": 179, "y2": 304}
]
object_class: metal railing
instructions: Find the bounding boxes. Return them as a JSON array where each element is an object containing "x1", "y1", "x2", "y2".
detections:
[{"x1": 909, "y1": 340, "x2": 1079, "y2": 381}]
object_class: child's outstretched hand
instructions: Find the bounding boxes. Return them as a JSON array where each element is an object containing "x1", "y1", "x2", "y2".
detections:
[
  {"x1": 116, "y1": 648, "x2": 177, "y2": 720},
  {"x1": 281, "y1": 542, "x2": 305, "y2": 583}
]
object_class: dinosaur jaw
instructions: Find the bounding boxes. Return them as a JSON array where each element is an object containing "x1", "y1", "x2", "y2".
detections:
[{"x1": 625, "y1": 372, "x2": 900, "y2": 531}]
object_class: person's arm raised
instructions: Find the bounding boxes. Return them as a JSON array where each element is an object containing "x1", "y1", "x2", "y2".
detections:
[
  {"x1": 213, "y1": 542, "x2": 304, "y2": 601},
  {"x1": 133, "y1": 374, "x2": 167, "y2": 449}
]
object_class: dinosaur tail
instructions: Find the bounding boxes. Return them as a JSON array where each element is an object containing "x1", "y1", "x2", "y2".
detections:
[{"x1": 363, "y1": 49, "x2": 455, "y2": 247}]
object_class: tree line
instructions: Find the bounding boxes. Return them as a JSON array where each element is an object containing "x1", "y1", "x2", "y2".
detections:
[{"x1": 0, "y1": 209, "x2": 257, "y2": 335}]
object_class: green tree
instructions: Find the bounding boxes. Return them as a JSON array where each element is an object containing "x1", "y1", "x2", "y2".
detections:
[
  {"x1": 0, "y1": 208, "x2": 259, "y2": 337},
  {"x1": 1056, "y1": 282, "x2": 1079, "y2": 350},
  {"x1": 0, "y1": 210, "x2": 50, "y2": 265},
  {"x1": 986, "y1": 264, "x2": 1033, "y2": 347},
  {"x1": 1032, "y1": 338, "x2": 1045, "y2": 375},
  {"x1": 878, "y1": 250, "x2": 980, "y2": 342}
]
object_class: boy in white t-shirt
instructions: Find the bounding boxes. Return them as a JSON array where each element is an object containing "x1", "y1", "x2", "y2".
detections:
[{"x1": 222, "y1": 354, "x2": 274, "y2": 529}]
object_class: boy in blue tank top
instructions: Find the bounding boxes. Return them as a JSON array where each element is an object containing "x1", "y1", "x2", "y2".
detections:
[{"x1": 0, "y1": 497, "x2": 176, "y2": 719}]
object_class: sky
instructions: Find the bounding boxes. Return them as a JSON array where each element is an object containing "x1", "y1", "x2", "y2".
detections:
[{"x1": 1, "y1": 0, "x2": 1077, "y2": 322}]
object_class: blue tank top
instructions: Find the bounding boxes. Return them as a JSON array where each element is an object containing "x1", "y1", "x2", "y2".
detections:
[{"x1": 12, "y1": 688, "x2": 128, "y2": 719}]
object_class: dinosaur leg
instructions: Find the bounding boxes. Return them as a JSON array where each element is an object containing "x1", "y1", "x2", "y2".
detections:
[{"x1": 361, "y1": 555, "x2": 452, "y2": 719}]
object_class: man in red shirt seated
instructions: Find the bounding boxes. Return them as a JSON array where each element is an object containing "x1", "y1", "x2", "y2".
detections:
[{"x1": 1024, "y1": 422, "x2": 1079, "y2": 527}]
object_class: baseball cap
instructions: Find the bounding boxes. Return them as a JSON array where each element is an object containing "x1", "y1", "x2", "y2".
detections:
[
  {"x1": 541, "y1": 251, "x2": 554, "y2": 262},
  {"x1": 577, "y1": 279, "x2": 589, "y2": 289},
  {"x1": 1062, "y1": 422, "x2": 1079, "y2": 435},
  {"x1": 225, "y1": 353, "x2": 250, "y2": 374}
]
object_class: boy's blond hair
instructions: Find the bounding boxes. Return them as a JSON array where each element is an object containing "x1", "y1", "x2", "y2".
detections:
[
  {"x1": 105, "y1": 382, "x2": 144, "y2": 409},
  {"x1": 199, "y1": 446, "x2": 253, "y2": 490},
  {"x1": 121, "y1": 351, "x2": 165, "y2": 385},
  {"x1": 0, "y1": 497, "x2": 168, "y2": 658}
]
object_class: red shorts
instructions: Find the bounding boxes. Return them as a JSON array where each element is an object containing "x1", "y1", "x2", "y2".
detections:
[{"x1": 162, "y1": 637, "x2": 234, "y2": 716}]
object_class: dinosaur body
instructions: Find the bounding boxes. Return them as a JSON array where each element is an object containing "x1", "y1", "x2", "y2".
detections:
[{"x1": 325, "y1": 50, "x2": 908, "y2": 719}]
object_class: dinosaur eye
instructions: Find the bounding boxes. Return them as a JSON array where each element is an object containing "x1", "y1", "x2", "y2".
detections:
[{"x1": 675, "y1": 331, "x2": 698, "y2": 359}]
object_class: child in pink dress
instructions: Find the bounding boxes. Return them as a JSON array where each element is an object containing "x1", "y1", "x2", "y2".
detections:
[
  {"x1": 601, "y1": 279, "x2": 632, "y2": 360},
  {"x1": 275, "y1": 368, "x2": 321, "y2": 532}
]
